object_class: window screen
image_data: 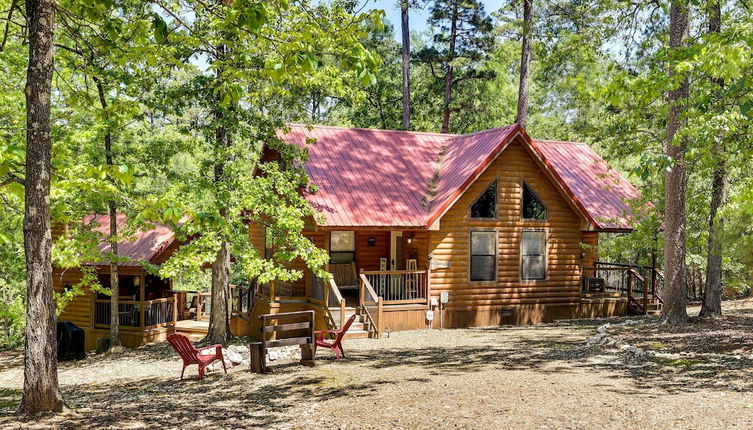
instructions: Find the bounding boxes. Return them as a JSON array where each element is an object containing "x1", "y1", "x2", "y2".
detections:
[
  {"x1": 471, "y1": 180, "x2": 497, "y2": 219},
  {"x1": 522, "y1": 182, "x2": 547, "y2": 220},
  {"x1": 470, "y1": 231, "x2": 496, "y2": 281},
  {"x1": 330, "y1": 231, "x2": 355, "y2": 264},
  {"x1": 521, "y1": 230, "x2": 546, "y2": 280}
]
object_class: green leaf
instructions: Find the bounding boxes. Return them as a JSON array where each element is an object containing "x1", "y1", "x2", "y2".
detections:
[{"x1": 152, "y1": 14, "x2": 169, "y2": 44}]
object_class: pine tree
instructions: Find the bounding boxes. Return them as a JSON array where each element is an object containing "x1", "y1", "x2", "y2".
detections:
[
  {"x1": 416, "y1": 0, "x2": 494, "y2": 133},
  {"x1": 663, "y1": 0, "x2": 691, "y2": 323}
]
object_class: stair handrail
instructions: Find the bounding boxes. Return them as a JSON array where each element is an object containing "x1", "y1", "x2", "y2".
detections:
[
  {"x1": 326, "y1": 278, "x2": 346, "y2": 329},
  {"x1": 359, "y1": 274, "x2": 382, "y2": 338},
  {"x1": 627, "y1": 268, "x2": 648, "y2": 314}
]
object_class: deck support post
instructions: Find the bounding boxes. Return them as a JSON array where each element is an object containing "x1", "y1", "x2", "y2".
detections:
[
  {"x1": 651, "y1": 251, "x2": 658, "y2": 297},
  {"x1": 359, "y1": 268, "x2": 365, "y2": 307},
  {"x1": 426, "y1": 253, "x2": 432, "y2": 307},
  {"x1": 376, "y1": 298, "x2": 383, "y2": 339},
  {"x1": 172, "y1": 294, "x2": 178, "y2": 327},
  {"x1": 340, "y1": 298, "x2": 346, "y2": 329}
]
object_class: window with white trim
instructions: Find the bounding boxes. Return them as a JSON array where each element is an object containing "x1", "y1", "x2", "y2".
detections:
[
  {"x1": 521, "y1": 229, "x2": 547, "y2": 280},
  {"x1": 470, "y1": 231, "x2": 496, "y2": 281}
]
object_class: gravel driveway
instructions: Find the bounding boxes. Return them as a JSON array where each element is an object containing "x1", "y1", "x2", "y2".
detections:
[{"x1": 1, "y1": 304, "x2": 753, "y2": 429}]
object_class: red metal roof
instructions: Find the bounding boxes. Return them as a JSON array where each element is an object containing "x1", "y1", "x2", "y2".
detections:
[
  {"x1": 531, "y1": 139, "x2": 642, "y2": 231},
  {"x1": 425, "y1": 126, "x2": 519, "y2": 226},
  {"x1": 83, "y1": 214, "x2": 175, "y2": 266},
  {"x1": 282, "y1": 125, "x2": 448, "y2": 227},
  {"x1": 279, "y1": 124, "x2": 642, "y2": 231}
]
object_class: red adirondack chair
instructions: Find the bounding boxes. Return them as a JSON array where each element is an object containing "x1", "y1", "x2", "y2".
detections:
[
  {"x1": 314, "y1": 314, "x2": 357, "y2": 360},
  {"x1": 167, "y1": 333, "x2": 226, "y2": 380}
]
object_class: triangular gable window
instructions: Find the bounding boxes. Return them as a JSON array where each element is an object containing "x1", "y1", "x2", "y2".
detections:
[
  {"x1": 471, "y1": 180, "x2": 497, "y2": 219},
  {"x1": 522, "y1": 182, "x2": 547, "y2": 220}
]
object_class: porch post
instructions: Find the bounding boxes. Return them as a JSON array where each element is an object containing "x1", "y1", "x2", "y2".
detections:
[
  {"x1": 651, "y1": 251, "x2": 658, "y2": 296},
  {"x1": 139, "y1": 275, "x2": 145, "y2": 328},
  {"x1": 426, "y1": 253, "x2": 432, "y2": 307},
  {"x1": 377, "y1": 297, "x2": 383, "y2": 339},
  {"x1": 196, "y1": 294, "x2": 202, "y2": 321},
  {"x1": 172, "y1": 293, "x2": 178, "y2": 327},
  {"x1": 359, "y1": 268, "x2": 365, "y2": 306}
]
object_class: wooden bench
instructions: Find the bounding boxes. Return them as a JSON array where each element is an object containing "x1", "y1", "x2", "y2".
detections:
[{"x1": 250, "y1": 310, "x2": 316, "y2": 373}]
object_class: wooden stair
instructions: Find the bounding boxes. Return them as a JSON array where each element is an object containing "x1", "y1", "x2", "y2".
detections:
[
  {"x1": 628, "y1": 296, "x2": 663, "y2": 316},
  {"x1": 330, "y1": 307, "x2": 370, "y2": 339}
]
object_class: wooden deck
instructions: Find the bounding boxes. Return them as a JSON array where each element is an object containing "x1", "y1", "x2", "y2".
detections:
[{"x1": 175, "y1": 319, "x2": 208, "y2": 340}]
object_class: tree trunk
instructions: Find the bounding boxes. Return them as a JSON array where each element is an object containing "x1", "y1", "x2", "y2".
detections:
[
  {"x1": 96, "y1": 79, "x2": 121, "y2": 348},
  {"x1": 662, "y1": 0, "x2": 691, "y2": 324},
  {"x1": 400, "y1": 0, "x2": 411, "y2": 130},
  {"x1": 206, "y1": 103, "x2": 231, "y2": 343},
  {"x1": 441, "y1": 0, "x2": 458, "y2": 134},
  {"x1": 207, "y1": 241, "x2": 230, "y2": 344},
  {"x1": 108, "y1": 201, "x2": 120, "y2": 347},
  {"x1": 20, "y1": 0, "x2": 64, "y2": 414},
  {"x1": 699, "y1": 0, "x2": 726, "y2": 318},
  {"x1": 700, "y1": 155, "x2": 726, "y2": 317},
  {"x1": 515, "y1": 0, "x2": 533, "y2": 127}
]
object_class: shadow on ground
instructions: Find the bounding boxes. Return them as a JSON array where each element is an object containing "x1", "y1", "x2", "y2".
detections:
[{"x1": 2, "y1": 313, "x2": 752, "y2": 428}]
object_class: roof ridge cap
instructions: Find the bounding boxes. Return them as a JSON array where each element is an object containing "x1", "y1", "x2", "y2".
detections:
[
  {"x1": 534, "y1": 139, "x2": 587, "y2": 145},
  {"x1": 286, "y1": 123, "x2": 457, "y2": 138},
  {"x1": 447, "y1": 125, "x2": 516, "y2": 141}
]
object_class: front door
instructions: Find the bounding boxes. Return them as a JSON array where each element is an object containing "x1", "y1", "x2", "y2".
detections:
[{"x1": 390, "y1": 231, "x2": 403, "y2": 270}]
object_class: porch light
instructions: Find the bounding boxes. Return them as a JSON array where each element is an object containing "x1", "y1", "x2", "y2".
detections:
[
  {"x1": 367, "y1": 236, "x2": 376, "y2": 247},
  {"x1": 406, "y1": 234, "x2": 414, "y2": 245}
]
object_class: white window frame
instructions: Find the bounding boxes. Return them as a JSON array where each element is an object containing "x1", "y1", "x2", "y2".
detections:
[
  {"x1": 469, "y1": 229, "x2": 498, "y2": 282},
  {"x1": 520, "y1": 228, "x2": 548, "y2": 281}
]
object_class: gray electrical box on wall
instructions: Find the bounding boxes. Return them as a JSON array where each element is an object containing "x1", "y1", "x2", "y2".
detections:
[{"x1": 440, "y1": 292, "x2": 449, "y2": 304}]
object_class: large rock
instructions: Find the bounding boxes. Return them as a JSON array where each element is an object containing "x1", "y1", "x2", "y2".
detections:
[
  {"x1": 226, "y1": 350, "x2": 244, "y2": 365},
  {"x1": 267, "y1": 345, "x2": 303, "y2": 362},
  {"x1": 230, "y1": 345, "x2": 250, "y2": 355}
]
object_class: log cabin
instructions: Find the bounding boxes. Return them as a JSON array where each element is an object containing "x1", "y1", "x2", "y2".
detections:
[
  {"x1": 51, "y1": 214, "x2": 208, "y2": 350},
  {"x1": 237, "y1": 123, "x2": 662, "y2": 339}
]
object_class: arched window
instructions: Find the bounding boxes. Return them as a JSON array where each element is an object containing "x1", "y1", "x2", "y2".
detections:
[
  {"x1": 471, "y1": 180, "x2": 497, "y2": 219},
  {"x1": 522, "y1": 181, "x2": 547, "y2": 220}
]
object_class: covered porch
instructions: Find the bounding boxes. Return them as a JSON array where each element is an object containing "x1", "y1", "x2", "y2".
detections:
[
  {"x1": 238, "y1": 229, "x2": 433, "y2": 339},
  {"x1": 91, "y1": 270, "x2": 179, "y2": 349}
]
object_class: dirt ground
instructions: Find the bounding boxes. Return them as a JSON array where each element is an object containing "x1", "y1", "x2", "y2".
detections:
[{"x1": 2, "y1": 302, "x2": 753, "y2": 429}]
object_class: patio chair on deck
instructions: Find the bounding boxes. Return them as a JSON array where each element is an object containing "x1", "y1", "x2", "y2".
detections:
[{"x1": 167, "y1": 333, "x2": 226, "y2": 380}]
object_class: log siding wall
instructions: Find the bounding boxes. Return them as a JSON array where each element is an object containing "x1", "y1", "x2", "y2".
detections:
[{"x1": 429, "y1": 140, "x2": 589, "y2": 321}]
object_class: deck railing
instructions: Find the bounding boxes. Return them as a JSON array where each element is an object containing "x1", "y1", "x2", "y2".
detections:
[
  {"x1": 362, "y1": 270, "x2": 429, "y2": 304},
  {"x1": 144, "y1": 297, "x2": 177, "y2": 327},
  {"x1": 326, "y1": 279, "x2": 346, "y2": 329},
  {"x1": 94, "y1": 296, "x2": 177, "y2": 330},
  {"x1": 231, "y1": 285, "x2": 255, "y2": 320},
  {"x1": 582, "y1": 261, "x2": 664, "y2": 314}
]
